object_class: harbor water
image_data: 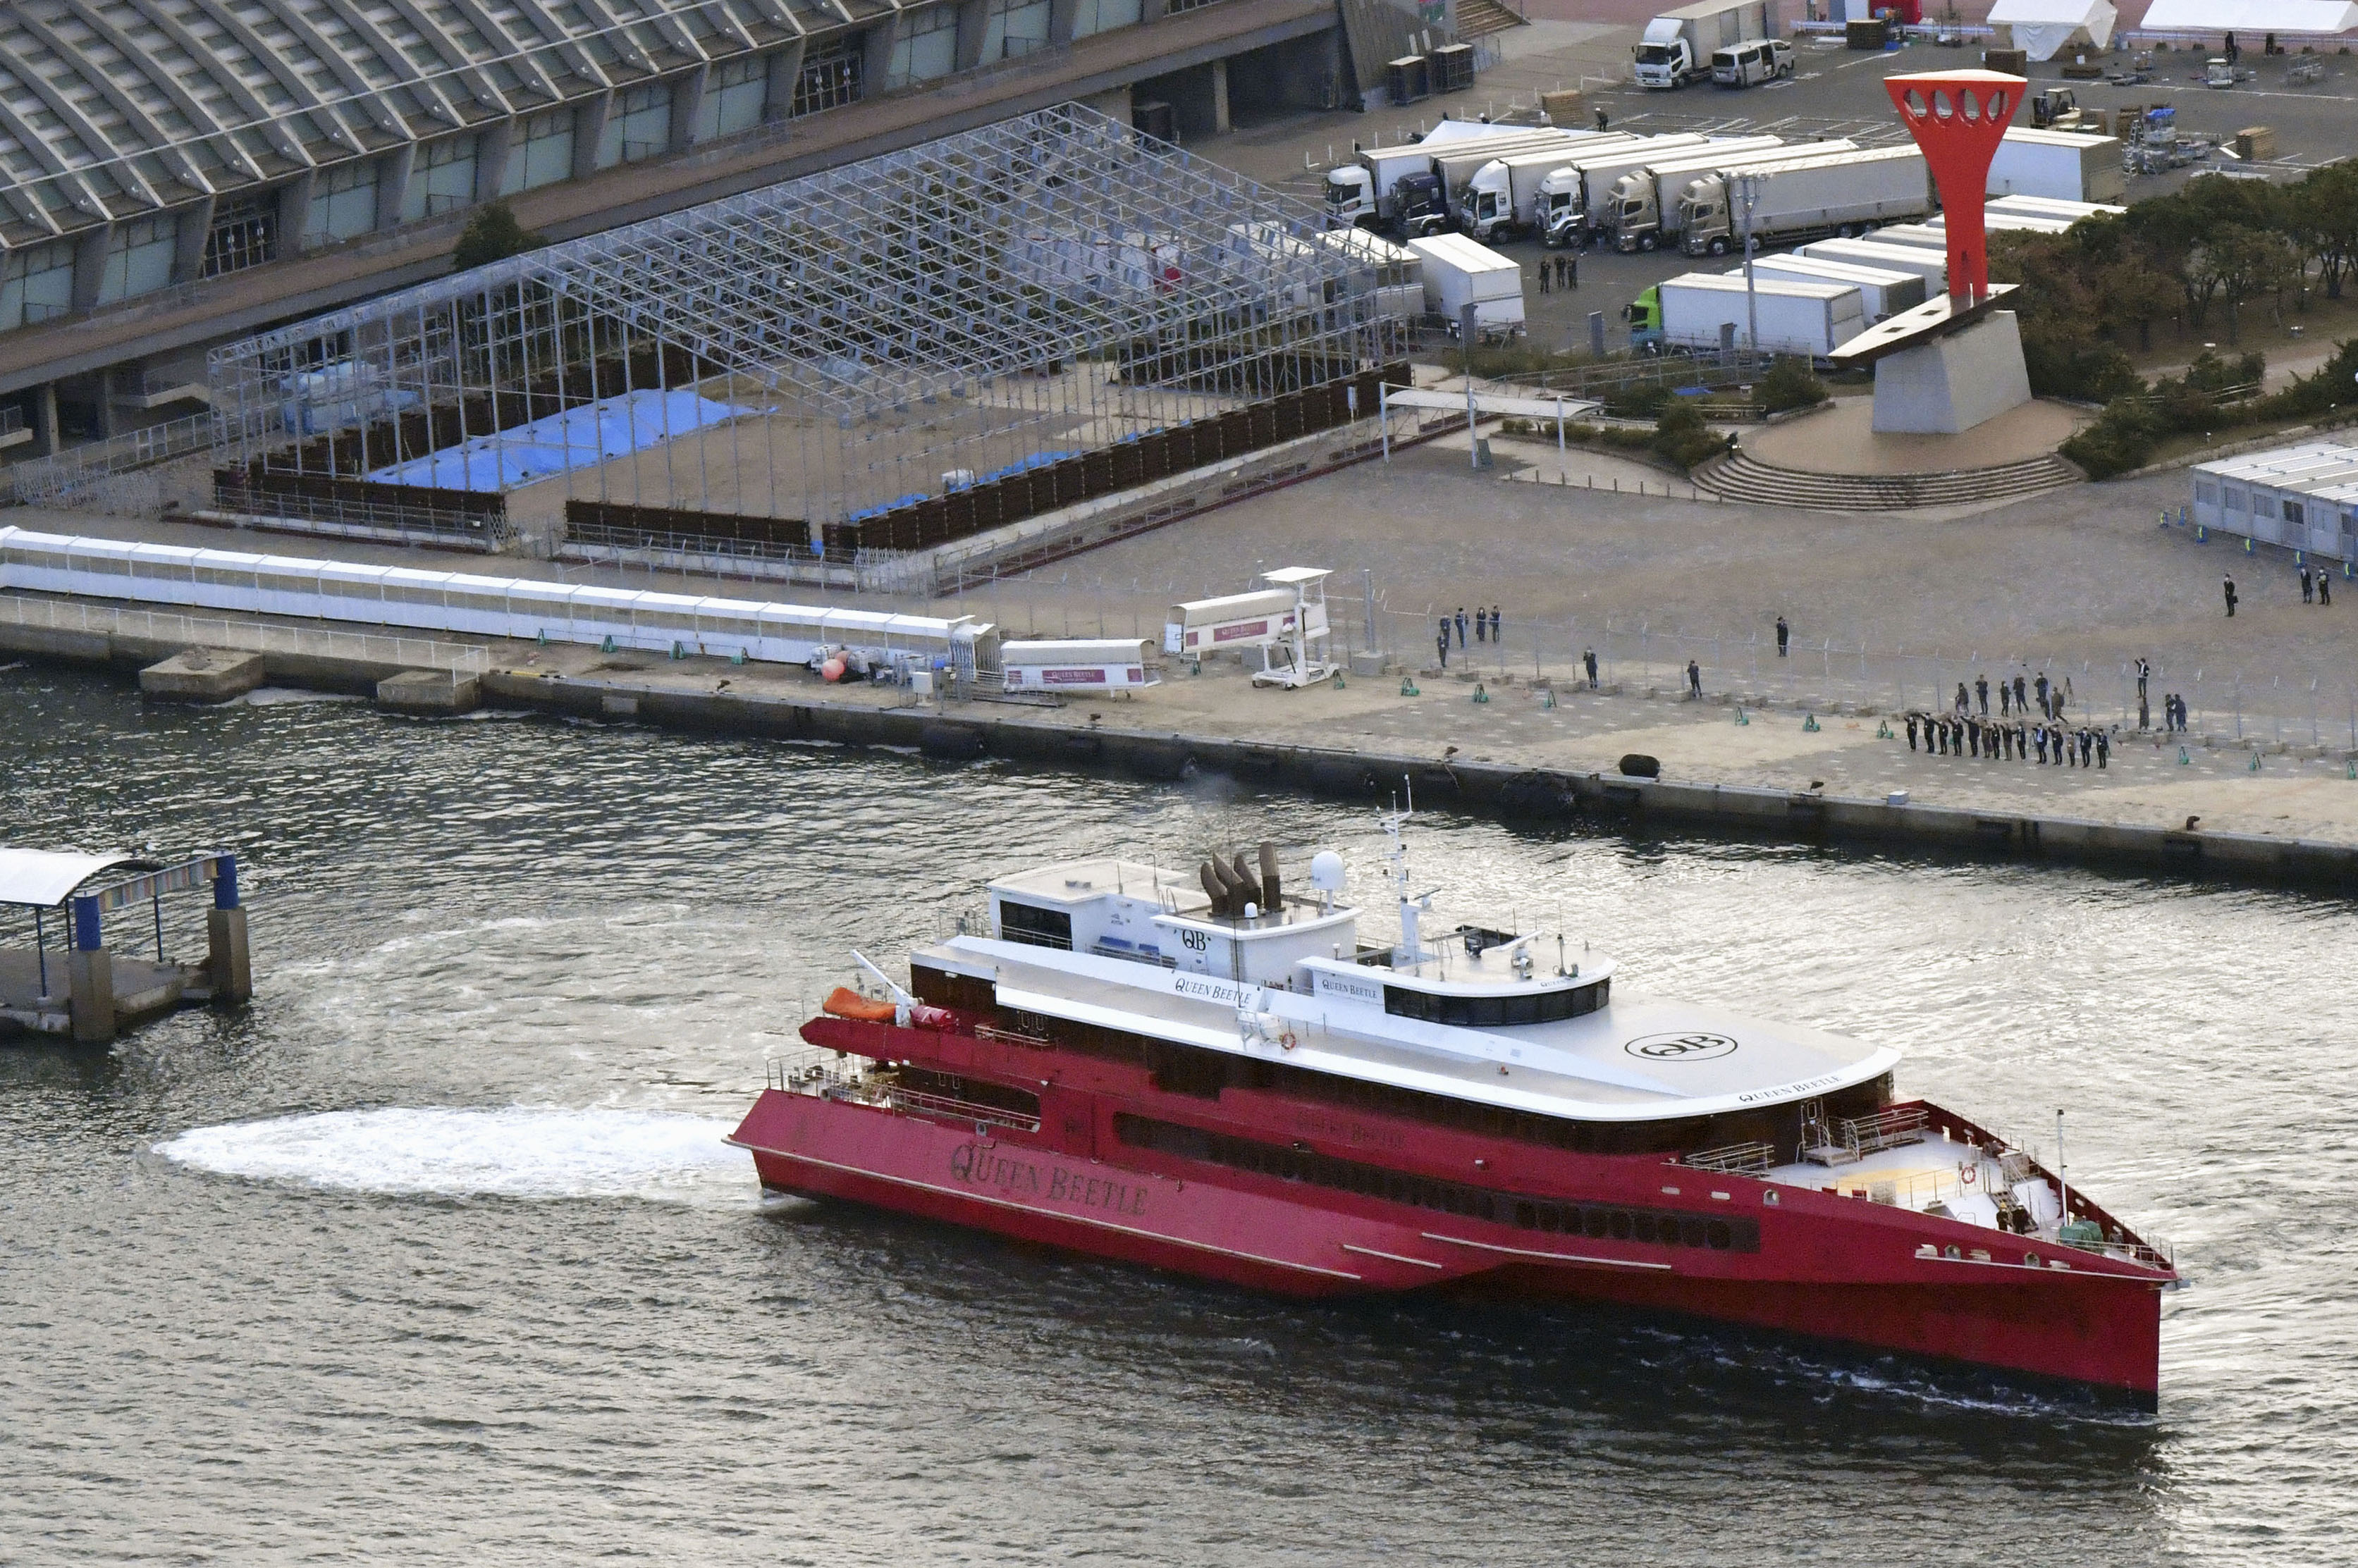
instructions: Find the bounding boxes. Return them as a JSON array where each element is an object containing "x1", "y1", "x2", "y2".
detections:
[{"x1": 2, "y1": 662, "x2": 2352, "y2": 1565}]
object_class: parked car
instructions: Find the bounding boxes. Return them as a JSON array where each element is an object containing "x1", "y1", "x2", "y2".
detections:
[{"x1": 1711, "y1": 38, "x2": 1793, "y2": 88}]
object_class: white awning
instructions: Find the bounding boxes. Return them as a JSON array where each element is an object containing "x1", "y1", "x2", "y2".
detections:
[
  {"x1": 1990, "y1": 0, "x2": 2116, "y2": 58},
  {"x1": 0, "y1": 848, "x2": 145, "y2": 908},
  {"x1": 1387, "y1": 387, "x2": 1606, "y2": 421},
  {"x1": 2141, "y1": 0, "x2": 2358, "y2": 32}
]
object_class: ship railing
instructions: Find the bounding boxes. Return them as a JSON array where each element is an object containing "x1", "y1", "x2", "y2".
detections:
[
  {"x1": 1803, "y1": 1105, "x2": 1930, "y2": 1166},
  {"x1": 765, "y1": 1048, "x2": 1042, "y2": 1134},
  {"x1": 1683, "y1": 1140, "x2": 1775, "y2": 1175}
]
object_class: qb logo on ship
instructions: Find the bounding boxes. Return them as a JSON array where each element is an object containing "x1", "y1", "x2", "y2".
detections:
[{"x1": 1625, "y1": 1031, "x2": 1738, "y2": 1061}]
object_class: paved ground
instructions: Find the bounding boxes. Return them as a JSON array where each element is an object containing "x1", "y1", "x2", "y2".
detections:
[{"x1": 1745, "y1": 395, "x2": 2087, "y2": 474}]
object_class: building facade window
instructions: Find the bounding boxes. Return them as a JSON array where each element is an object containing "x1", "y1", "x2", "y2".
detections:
[
  {"x1": 982, "y1": 0, "x2": 1052, "y2": 61},
  {"x1": 500, "y1": 109, "x2": 576, "y2": 195},
  {"x1": 202, "y1": 195, "x2": 278, "y2": 278},
  {"x1": 305, "y1": 160, "x2": 381, "y2": 245},
  {"x1": 888, "y1": 6, "x2": 961, "y2": 87},
  {"x1": 403, "y1": 135, "x2": 480, "y2": 221},
  {"x1": 596, "y1": 82, "x2": 673, "y2": 168},
  {"x1": 694, "y1": 54, "x2": 769, "y2": 141},
  {"x1": 1071, "y1": 0, "x2": 1144, "y2": 37},
  {"x1": 1, "y1": 240, "x2": 77, "y2": 331},
  {"x1": 792, "y1": 37, "x2": 864, "y2": 116},
  {"x1": 97, "y1": 216, "x2": 180, "y2": 304}
]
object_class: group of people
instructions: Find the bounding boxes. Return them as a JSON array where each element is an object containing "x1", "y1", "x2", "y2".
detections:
[
  {"x1": 1535, "y1": 255, "x2": 1579, "y2": 293},
  {"x1": 1434, "y1": 605, "x2": 1504, "y2": 667},
  {"x1": 1906, "y1": 708, "x2": 2112, "y2": 769}
]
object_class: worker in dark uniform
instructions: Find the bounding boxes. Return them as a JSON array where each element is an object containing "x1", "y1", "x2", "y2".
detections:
[{"x1": 1775, "y1": 614, "x2": 1790, "y2": 657}]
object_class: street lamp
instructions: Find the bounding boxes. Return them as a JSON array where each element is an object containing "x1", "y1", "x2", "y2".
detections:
[{"x1": 1736, "y1": 171, "x2": 1762, "y2": 357}]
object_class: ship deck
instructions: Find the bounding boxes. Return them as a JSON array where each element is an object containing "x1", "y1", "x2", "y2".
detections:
[{"x1": 925, "y1": 934, "x2": 1898, "y2": 1123}]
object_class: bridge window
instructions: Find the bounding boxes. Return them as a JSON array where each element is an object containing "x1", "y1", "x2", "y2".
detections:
[
  {"x1": 997, "y1": 899, "x2": 1072, "y2": 951},
  {"x1": 97, "y1": 217, "x2": 180, "y2": 304},
  {"x1": 983, "y1": 0, "x2": 1052, "y2": 62},
  {"x1": 202, "y1": 196, "x2": 278, "y2": 279},
  {"x1": 890, "y1": 6, "x2": 961, "y2": 87},
  {"x1": 792, "y1": 38, "x2": 865, "y2": 117},
  {"x1": 501, "y1": 109, "x2": 576, "y2": 195},
  {"x1": 597, "y1": 83, "x2": 673, "y2": 169},
  {"x1": 305, "y1": 161, "x2": 382, "y2": 247},
  {"x1": 1383, "y1": 977, "x2": 1609, "y2": 1027},
  {"x1": 1073, "y1": 0, "x2": 1143, "y2": 37}
]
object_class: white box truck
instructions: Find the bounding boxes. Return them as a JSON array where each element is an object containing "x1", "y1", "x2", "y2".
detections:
[
  {"x1": 1988, "y1": 128, "x2": 2127, "y2": 204},
  {"x1": 1600, "y1": 135, "x2": 1795, "y2": 251},
  {"x1": 1675, "y1": 144, "x2": 1930, "y2": 256},
  {"x1": 1428, "y1": 132, "x2": 1594, "y2": 225},
  {"x1": 1459, "y1": 135, "x2": 1641, "y2": 244},
  {"x1": 1543, "y1": 134, "x2": 1716, "y2": 245},
  {"x1": 1406, "y1": 233, "x2": 1526, "y2": 336},
  {"x1": 1734, "y1": 254, "x2": 1927, "y2": 321},
  {"x1": 1860, "y1": 222, "x2": 1948, "y2": 250},
  {"x1": 1634, "y1": 0, "x2": 1780, "y2": 89},
  {"x1": 1658, "y1": 273, "x2": 1865, "y2": 357},
  {"x1": 1989, "y1": 193, "x2": 2128, "y2": 223},
  {"x1": 1322, "y1": 130, "x2": 1561, "y2": 235},
  {"x1": 1313, "y1": 227, "x2": 1425, "y2": 326},
  {"x1": 1792, "y1": 237, "x2": 1948, "y2": 292}
]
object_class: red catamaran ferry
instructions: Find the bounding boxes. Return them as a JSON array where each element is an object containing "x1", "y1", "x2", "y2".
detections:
[{"x1": 731, "y1": 813, "x2": 2176, "y2": 1406}]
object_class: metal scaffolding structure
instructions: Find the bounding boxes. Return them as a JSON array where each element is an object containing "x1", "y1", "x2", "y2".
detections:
[{"x1": 209, "y1": 104, "x2": 1400, "y2": 555}]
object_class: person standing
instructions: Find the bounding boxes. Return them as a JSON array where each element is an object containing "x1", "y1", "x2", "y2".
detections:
[
  {"x1": 1583, "y1": 646, "x2": 1599, "y2": 689},
  {"x1": 2080, "y1": 729, "x2": 2095, "y2": 767},
  {"x1": 1687, "y1": 658, "x2": 1702, "y2": 700},
  {"x1": 2223, "y1": 574, "x2": 2238, "y2": 617},
  {"x1": 1999, "y1": 681, "x2": 2012, "y2": 717},
  {"x1": 1537, "y1": 261, "x2": 1551, "y2": 295},
  {"x1": 1437, "y1": 620, "x2": 1451, "y2": 668},
  {"x1": 1475, "y1": 607, "x2": 1487, "y2": 643},
  {"x1": 1595, "y1": 105, "x2": 1610, "y2": 132},
  {"x1": 1455, "y1": 607, "x2": 1468, "y2": 647},
  {"x1": 1906, "y1": 712, "x2": 1920, "y2": 751},
  {"x1": 2034, "y1": 672, "x2": 2050, "y2": 718},
  {"x1": 2053, "y1": 685, "x2": 2067, "y2": 724},
  {"x1": 2300, "y1": 562, "x2": 2314, "y2": 603},
  {"x1": 2322, "y1": 572, "x2": 2334, "y2": 607},
  {"x1": 2013, "y1": 672, "x2": 2028, "y2": 715},
  {"x1": 1955, "y1": 681, "x2": 1970, "y2": 715},
  {"x1": 1490, "y1": 605, "x2": 1502, "y2": 643},
  {"x1": 1975, "y1": 674, "x2": 1989, "y2": 716},
  {"x1": 2034, "y1": 724, "x2": 2049, "y2": 765},
  {"x1": 2096, "y1": 728, "x2": 2111, "y2": 770},
  {"x1": 1775, "y1": 615, "x2": 1790, "y2": 658},
  {"x1": 1567, "y1": 252, "x2": 1579, "y2": 288}
]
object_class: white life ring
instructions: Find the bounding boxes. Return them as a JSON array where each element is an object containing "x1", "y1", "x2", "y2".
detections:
[{"x1": 1958, "y1": 1162, "x2": 1977, "y2": 1186}]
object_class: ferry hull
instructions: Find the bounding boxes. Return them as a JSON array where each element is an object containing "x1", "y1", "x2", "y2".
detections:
[{"x1": 730, "y1": 1087, "x2": 2163, "y2": 1408}]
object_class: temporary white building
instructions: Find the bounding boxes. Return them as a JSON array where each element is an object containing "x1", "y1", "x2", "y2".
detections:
[
  {"x1": 2141, "y1": 0, "x2": 2358, "y2": 32},
  {"x1": 1989, "y1": 0, "x2": 2116, "y2": 60},
  {"x1": 2189, "y1": 440, "x2": 2358, "y2": 562}
]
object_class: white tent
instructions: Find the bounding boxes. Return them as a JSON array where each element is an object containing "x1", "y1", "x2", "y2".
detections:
[
  {"x1": 2141, "y1": 0, "x2": 2358, "y2": 31},
  {"x1": 1989, "y1": 0, "x2": 2116, "y2": 59}
]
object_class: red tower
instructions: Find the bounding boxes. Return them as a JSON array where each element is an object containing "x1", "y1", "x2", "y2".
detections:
[{"x1": 1884, "y1": 70, "x2": 2025, "y2": 305}]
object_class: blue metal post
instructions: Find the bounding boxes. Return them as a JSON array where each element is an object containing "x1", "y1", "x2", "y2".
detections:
[
  {"x1": 214, "y1": 855, "x2": 239, "y2": 910},
  {"x1": 71, "y1": 896, "x2": 102, "y2": 952},
  {"x1": 33, "y1": 908, "x2": 47, "y2": 996}
]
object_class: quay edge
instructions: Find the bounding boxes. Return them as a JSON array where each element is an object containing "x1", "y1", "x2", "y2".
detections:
[{"x1": 4, "y1": 618, "x2": 2353, "y2": 895}]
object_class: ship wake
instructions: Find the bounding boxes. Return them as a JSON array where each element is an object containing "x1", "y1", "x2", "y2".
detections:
[{"x1": 156, "y1": 1106, "x2": 752, "y2": 1205}]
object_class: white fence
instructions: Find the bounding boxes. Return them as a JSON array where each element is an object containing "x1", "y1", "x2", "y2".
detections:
[
  {"x1": 0, "y1": 526, "x2": 996, "y2": 673},
  {"x1": 0, "y1": 593, "x2": 491, "y2": 676}
]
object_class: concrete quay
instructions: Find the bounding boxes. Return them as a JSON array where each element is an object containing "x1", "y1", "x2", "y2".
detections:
[{"x1": 6, "y1": 595, "x2": 2357, "y2": 894}]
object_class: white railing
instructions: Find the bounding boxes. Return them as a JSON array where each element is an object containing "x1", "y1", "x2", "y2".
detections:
[
  {"x1": 766, "y1": 1048, "x2": 1040, "y2": 1134},
  {"x1": 0, "y1": 592, "x2": 491, "y2": 675}
]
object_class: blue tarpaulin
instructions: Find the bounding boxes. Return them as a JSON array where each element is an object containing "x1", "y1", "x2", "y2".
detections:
[{"x1": 367, "y1": 388, "x2": 752, "y2": 492}]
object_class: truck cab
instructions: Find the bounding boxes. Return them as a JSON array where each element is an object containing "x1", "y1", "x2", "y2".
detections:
[
  {"x1": 1678, "y1": 175, "x2": 1736, "y2": 254},
  {"x1": 1711, "y1": 38, "x2": 1793, "y2": 87},
  {"x1": 1539, "y1": 168, "x2": 1588, "y2": 249},
  {"x1": 1460, "y1": 163, "x2": 1516, "y2": 243},
  {"x1": 1323, "y1": 166, "x2": 1374, "y2": 229},
  {"x1": 2030, "y1": 87, "x2": 2081, "y2": 129},
  {"x1": 1625, "y1": 285, "x2": 1664, "y2": 350},
  {"x1": 1394, "y1": 172, "x2": 1449, "y2": 239},
  {"x1": 1610, "y1": 172, "x2": 1664, "y2": 252},
  {"x1": 1634, "y1": 21, "x2": 1699, "y2": 89}
]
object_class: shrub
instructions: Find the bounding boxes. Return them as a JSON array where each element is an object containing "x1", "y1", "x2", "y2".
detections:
[
  {"x1": 453, "y1": 202, "x2": 544, "y2": 271},
  {"x1": 1757, "y1": 358, "x2": 1827, "y2": 413},
  {"x1": 2061, "y1": 399, "x2": 2166, "y2": 479},
  {"x1": 1649, "y1": 399, "x2": 1732, "y2": 471},
  {"x1": 2022, "y1": 338, "x2": 2143, "y2": 402}
]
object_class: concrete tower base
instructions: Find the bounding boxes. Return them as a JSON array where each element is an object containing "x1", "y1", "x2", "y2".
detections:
[{"x1": 1871, "y1": 311, "x2": 2034, "y2": 436}]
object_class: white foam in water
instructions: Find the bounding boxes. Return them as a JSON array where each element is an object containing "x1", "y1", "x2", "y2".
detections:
[{"x1": 157, "y1": 1106, "x2": 753, "y2": 1204}]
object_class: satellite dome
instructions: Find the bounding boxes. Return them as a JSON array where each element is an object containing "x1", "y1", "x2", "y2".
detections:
[{"x1": 1309, "y1": 851, "x2": 1347, "y2": 891}]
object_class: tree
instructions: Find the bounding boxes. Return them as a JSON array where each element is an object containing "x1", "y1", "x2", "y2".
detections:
[
  {"x1": 2198, "y1": 226, "x2": 2296, "y2": 342},
  {"x1": 452, "y1": 202, "x2": 544, "y2": 272},
  {"x1": 2287, "y1": 161, "x2": 2358, "y2": 300}
]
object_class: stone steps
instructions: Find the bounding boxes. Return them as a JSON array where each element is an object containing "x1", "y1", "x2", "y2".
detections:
[
  {"x1": 1454, "y1": 0, "x2": 1527, "y2": 38},
  {"x1": 1691, "y1": 447, "x2": 2084, "y2": 512}
]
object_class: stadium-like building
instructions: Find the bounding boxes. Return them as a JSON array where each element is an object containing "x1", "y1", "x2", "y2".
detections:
[{"x1": 0, "y1": 0, "x2": 1454, "y2": 461}]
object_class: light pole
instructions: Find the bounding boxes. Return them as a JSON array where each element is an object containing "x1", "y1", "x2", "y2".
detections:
[{"x1": 1736, "y1": 172, "x2": 1762, "y2": 357}]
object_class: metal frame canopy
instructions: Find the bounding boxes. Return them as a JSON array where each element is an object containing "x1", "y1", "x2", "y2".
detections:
[{"x1": 209, "y1": 104, "x2": 1397, "y2": 544}]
